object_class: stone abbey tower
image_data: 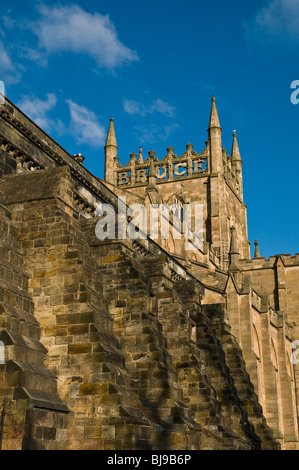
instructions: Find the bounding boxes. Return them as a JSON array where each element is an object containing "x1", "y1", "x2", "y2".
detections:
[{"x1": 0, "y1": 93, "x2": 298, "y2": 450}]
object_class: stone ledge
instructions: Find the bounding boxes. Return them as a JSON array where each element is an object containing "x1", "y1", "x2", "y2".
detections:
[{"x1": 13, "y1": 386, "x2": 69, "y2": 412}]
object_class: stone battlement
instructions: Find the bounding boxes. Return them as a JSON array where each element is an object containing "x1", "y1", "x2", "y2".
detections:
[
  {"x1": 241, "y1": 252, "x2": 299, "y2": 269},
  {"x1": 115, "y1": 144, "x2": 208, "y2": 187}
]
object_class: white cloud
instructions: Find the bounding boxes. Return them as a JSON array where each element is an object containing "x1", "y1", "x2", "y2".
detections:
[
  {"x1": 124, "y1": 97, "x2": 177, "y2": 143},
  {"x1": 245, "y1": 0, "x2": 299, "y2": 46},
  {"x1": 32, "y1": 4, "x2": 138, "y2": 69},
  {"x1": 17, "y1": 93, "x2": 61, "y2": 131},
  {"x1": 18, "y1": 46, "x2": 48, "y2": 68},
  {"x1": 135, "y1": 122, "x2": 180, "y2": 144},
  {"x1": 123, "y1": 98, "x2": 176, "y2": 117},
  {"x1": 150, "y1": 99, "x2": 176, "y2": 118},
  {"x1": 123, "y1": 99, "x2": 147, "y2": 116},
  {"x1": 0, "y1": 40, "x2": 22, "y2": 84},
  {"x1": 0, "y1": 19, "x2": 23, "y2": 84},
  {"x1": 66, "y1": 99, "x2": 106, "y2": 148},
  {"x1": 3, "y1": 15, "x2": 16, "y2": 30},
  {"x1": 162, "y1": 123, "x2": 180, "y2": 138},
  {"x1": 16, "y1": 94, "x2": 105, "y2": 147},
  {"x1": 0, "y1": 41, "x2": 14, "y2": 71}
]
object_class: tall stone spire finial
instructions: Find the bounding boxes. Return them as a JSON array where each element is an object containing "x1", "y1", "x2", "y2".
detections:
[
  {"x1": 228, "y1": 226, "x2": 240, "y2": 272},
  {"x1": 138, "y1": 147, "x2": 143, "y2": 164},
  {"x1": 231, "y1": 130, "x2": 243, "y2": 200},
  {"x1": 147, "y1": 150, "x2": 156, "y2": 189},
  {"x1": 105, "y1": 117, "x2": 117, "y2": 148},
  {"x1": 208, "y1": 96, "x2": 221, "y2": 130},
  {"x1": 104, "y1": 117, "x2": 118, "y2": 184},
  {"x1": 231, "y1": 130, "x2": 241, "y2": 162},
  {"x1": 254, "y1": 240, "x2": 261, "y2": 258},
  {"x1": 207, "y1": 96, "x2": 222, "y2": 174},
  {"x1": 207, "y1": 96, "x2": 223, "y2": 249}
]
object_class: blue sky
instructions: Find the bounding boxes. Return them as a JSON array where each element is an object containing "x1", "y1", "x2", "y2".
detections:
[{"x1": 0, "y1": 0, "x2": 298, "y2": 258}]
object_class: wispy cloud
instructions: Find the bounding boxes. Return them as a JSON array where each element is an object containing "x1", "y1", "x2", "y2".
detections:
[
  {"x1": 0, "y1": 41, "x2": 13, "y2": 72},
  {"x1": 0, "y1": 40, "x2": 22, "y2": 84},
  {"x1": 124, "y1": 97, "x2": 178, "y2": 143},
  {"x1": 2, "y1": 15, "x2": 16, "y2": 30},
  {"x1": 16, "y1": 93, "x2": 63, "y2": 131},
  {"x1": 0, "y1": 4, "x2": 138, "y2": 86},
  {"x1": 30, "y1": 4, "x2": 138, "y2": 70},
  {"x1": 16, "y1": 93, "x2": 105, "y2": 148},
  {"x1": 135, "y1": 122, "x2": 180, "y2": 144},
  {"x1": 123, "y1": 99, "x2": 147, "y2": 116},
  {"x1": 66, "y1": 100, "x2": 106, "y2": 148},
  {"x1": 123, "y1": 98, "x2": 176, "y2": 117},
  {"x1": 245, "y1": 0, "x2": 299, "y2": 46},
  {"x1": 18, "y1": 46, "x2": 48, "y2": 68},
  {"x1": 150, "y1": 99, "x2": 176, "y2": 118}
]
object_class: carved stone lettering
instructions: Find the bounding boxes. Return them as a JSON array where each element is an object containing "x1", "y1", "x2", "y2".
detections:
[
  {"x1": 156, "y1": 164, "x2": 168, "y2": 180},
  {"x1": 135, "y1": 169, "x2": 148, "y2": 183},
  {"x1": 174, "y1": 162, "x2": 187, "y2": 177},
  {"x1": 193, "y1": 160, "x2": 204, "y2": 173},
  {"x1": 118, "y1": 172, "x2": 130, "y2": 184}
]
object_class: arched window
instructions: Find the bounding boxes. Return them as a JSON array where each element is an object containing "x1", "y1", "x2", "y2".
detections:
[{"x1": 167, "y1": 194, "x2": 185, "y2": 221}]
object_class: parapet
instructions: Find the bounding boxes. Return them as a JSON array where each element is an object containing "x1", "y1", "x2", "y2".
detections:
[
  {"x1": 240, "y1": 253, "x2": 299, "y2": 270},
  {"x1": 113, "y1": 144, "x2": 209, "y2": 188}
]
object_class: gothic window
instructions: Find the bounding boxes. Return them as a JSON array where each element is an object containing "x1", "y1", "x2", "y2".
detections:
[{"x1": 167, "y1": 195, "x2": 185, "y2": 221}]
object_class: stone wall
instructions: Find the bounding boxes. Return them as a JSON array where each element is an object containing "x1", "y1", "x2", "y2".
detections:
[
  {"x1": 0, "y1": 165, "x2": 279, "y2": 449},
  {"x1": 0, "y1": 94, "x2": 296, "y2": 450}
]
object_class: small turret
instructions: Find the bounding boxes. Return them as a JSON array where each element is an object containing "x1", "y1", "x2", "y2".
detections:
[
  {"x1": 147, "y1": 151, "x2": 157, "y2": 190},
  {"x1": 231, "y1": 131, "x2": 243, "y2": 200},
  {"x1": 208, "y1": 96, "x2": 223, "y2": 173},
  {"x1": 104, "y1": 117, "x2": 118, "y2": 183},
  {"x1": 254, "y1": 240, "x2": 261, "y2": 258},
  {"x1": 228, "y1": 226, "x2": 240, "y2": 272},
  {"x1": 73, "y1": 153, "x2": 85, "y2": 165},
  {"x1": 231, "y1": 131, "x2": 241, "y2": 162},
  {"x1": 105, "y1": 117, "x2": 117, "y2": 147},
  {"x1": 208, "y1": 96, "x2": 221, "y2": 129},
  {"x1": 138, "y1": 147, "x2": 143, "y2": 164}
]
